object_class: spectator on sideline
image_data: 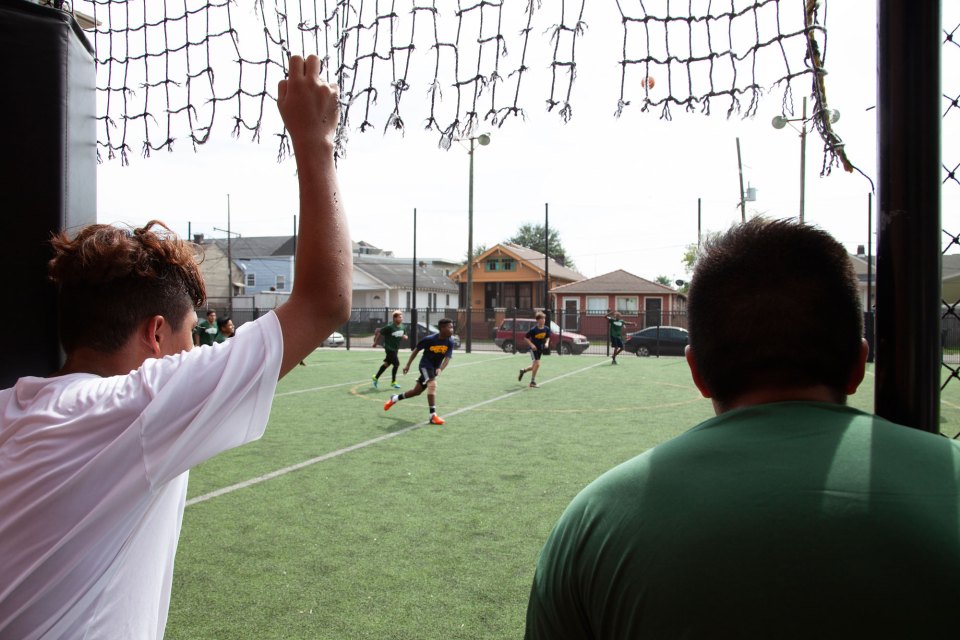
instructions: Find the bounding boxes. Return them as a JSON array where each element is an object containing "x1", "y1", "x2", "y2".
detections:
[
  {"x1": 195, "y1": 308, "x2": 218, "y2": 346},
  {"x1": 525, "y1": 218, "x2": 960, "y2": 638},
  {"x1": 216, "y1": 316, "x2": 235, "y2": 342},
  {"x1": 0, "y1": 55, "x2": 350, "y2": 639}
]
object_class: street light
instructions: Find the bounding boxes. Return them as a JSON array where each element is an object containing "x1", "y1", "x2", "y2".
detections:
[
  {"x1": 771, "y1": 97, "x2": 840, "y2": 223},
  {"x1": 459, "y1": 132, "x2": 491, "y2": 353}
]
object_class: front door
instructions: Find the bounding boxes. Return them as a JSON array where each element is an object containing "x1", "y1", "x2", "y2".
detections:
[
  {"x1": 564, "y1": 298, "x2": 580, "y2": 330},
  {"x1": 645, "y1": 298, "x2": 662, "y2": 328}
]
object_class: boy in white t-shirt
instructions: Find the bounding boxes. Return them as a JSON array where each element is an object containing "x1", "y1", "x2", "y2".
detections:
[{"x1": 0, "y1": 55, "x2": 350, "y2": 640}]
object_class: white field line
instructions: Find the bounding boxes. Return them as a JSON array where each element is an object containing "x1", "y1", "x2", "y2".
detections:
[
  {"x1": 274, "y1": 354, "x2": 515, "y2": 398},
  {"x1": 186, "y1": 358, "x2": 607, "y2": 507}
]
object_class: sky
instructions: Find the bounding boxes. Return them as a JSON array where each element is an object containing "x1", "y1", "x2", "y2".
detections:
[{"x1": 87, "y1": 1, "x2": 960, "y2": 283}]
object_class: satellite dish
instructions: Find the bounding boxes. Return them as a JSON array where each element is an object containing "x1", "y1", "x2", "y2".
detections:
[
  {"x1": 771, "y1": 115, "x2": 787, "y2": 130},
  {"x1": 477, "y1": 133, "x2": 491, "y2": 146},
  {"x1": 827, "y1": 109, "x2": 841, "y2": 123}
]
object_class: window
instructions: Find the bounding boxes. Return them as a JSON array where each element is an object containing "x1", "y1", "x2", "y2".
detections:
[
  {"x1": 275, "y1": 275, "x2": 285, "y2": 290},
  {"x1": 485, "y1": 258, "x2": 516, "y2": 272},
  {"x1": 246, "y1": 273, "x2": 256, "y2": 287},
  {"x1": 586, "y1": 297, "x2": 607, "y2": 313},
  {"x1": 616, "y1": 296, "x2": 638, "y2": 313},
  {"x1": 446, "y1": 294, "x2": 450, "y2": 306}
]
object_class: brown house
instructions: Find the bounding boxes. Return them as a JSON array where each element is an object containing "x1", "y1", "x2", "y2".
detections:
[
  {"x1": 550, "y1": 269, "x2": 686, "y2": 334},
  {"x1": 449, "y1": 243, "x2": 584, "y2": 312}
]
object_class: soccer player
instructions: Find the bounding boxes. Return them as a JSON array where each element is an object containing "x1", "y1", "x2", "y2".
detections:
[
  {"x1": 518, "y1": 311, "x2": 551, "y2": 388},
  {"x1": 372, "y1": 310, "x2": 407, "y2": 389},
  {"x1": 606, "y1": 311, "x2": 634, "y2": 364},
  {"x1": 0, "y1": 55, "x2": 350, "y2": 639},
  {"x1": 383, "y1": 318, "x2": 455, "y2": 425}
]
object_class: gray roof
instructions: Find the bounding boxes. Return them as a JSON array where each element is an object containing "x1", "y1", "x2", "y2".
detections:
[
  {"x1": 206, "y1": 236, "x2": 295, "y2": 259},
  {"x1": 550, "y1": 269, "x2": 676, "y2": 295},
  {"x1": 355, "y1": 262, "x2": 457, "y2": 292}
]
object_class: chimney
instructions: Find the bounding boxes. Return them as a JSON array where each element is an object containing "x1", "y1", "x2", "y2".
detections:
[
  {"x1": 856, "y1": 244, "x2": 865, "y2": 257},
  {"x1": 193, "y1": 233, "x2": 205, "y2": 244}
]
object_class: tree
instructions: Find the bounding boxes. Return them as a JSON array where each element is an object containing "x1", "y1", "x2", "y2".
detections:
[
  {"x1": 506, "y1": 223, "x2": 575, "y2": 269},
  {"x1": 461, "y1": 243, "x2": 487, "y2": 265},
  {"x1": 655, "y1": 275, "x2": 674, "y2": 288}
]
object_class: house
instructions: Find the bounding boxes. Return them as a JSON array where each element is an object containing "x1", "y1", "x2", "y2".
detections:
[
  {"x1": 352, "y1": 254, "x2": 460, "y2": 310},
  {"x1": 449, "y1": 243, "x2": 584, "y2": 312},
  {"x1": 196, "y1": 234, "x2": 296, "y2": 300},
  {"x1": 549, "y1": 269, "x2": 686, "y2": 335}
]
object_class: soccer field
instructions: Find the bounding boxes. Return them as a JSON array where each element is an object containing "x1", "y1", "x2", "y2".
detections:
[{"x1": 166, "y1": 349, "x2": 960, "y2": 639}]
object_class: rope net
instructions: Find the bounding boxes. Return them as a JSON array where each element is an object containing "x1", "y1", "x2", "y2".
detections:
[{"x1": 64, "y1": 0, "x2": 852, "y2": 171}]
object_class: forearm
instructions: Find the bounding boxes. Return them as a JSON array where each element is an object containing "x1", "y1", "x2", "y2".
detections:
[{"x1": 272, "y1": 56, "x2": 352, "y2": 377}]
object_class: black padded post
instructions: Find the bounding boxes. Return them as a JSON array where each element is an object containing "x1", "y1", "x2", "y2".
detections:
[{"x1": 0, "y1": 1, "x2": 97, "y2": 388}]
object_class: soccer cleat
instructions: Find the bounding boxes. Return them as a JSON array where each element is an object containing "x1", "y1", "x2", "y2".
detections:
[
  {"x1": 518, "y1": 368, "x2": 526, "y2": 381},
  {"x1": 372, "y1": 375, "x2": 379, "y2": 388},
  {"x1": 529, "y1": 381, "x2": 538, "y2": 388},
  {"x1": 391, "y1": 382, "x2": 401, "y2": 389},
  {"x1": 384, "y1": 397, "x2": 397, "y2": 411},
  {"x1": 430, "y1": 414, "x2": 445, "y2": 425},
  {"x1": 612, "y1": 359, "x2": 618, "y2": 365}
]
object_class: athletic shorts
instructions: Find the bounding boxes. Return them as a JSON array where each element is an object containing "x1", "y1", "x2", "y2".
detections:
[
  {"x1": 382, "y1": 349, "x2": 400, "y2": 367},
  {"x1": 612, "y1": 337, "x2": 624, "y2": 349},
  {"x1": 529, "y1": 348, "x2": 544, "y2": 361},
  {"x1": 416, "y1": 364, "x2": 440, "y2": 386}
]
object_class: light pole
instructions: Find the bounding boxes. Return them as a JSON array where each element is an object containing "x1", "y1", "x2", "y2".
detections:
[
  {"x1": 771, "y1": 97, "x2": 840, "y2": 223},
  {"x1": 460, "y1": 132, "x2": 490, "y2": 353}
]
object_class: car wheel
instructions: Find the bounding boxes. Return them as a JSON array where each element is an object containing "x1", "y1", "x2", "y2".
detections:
[
  {"x1": 502, "y1": 340, "x2": 515, "y2": 353},
  {"x1": 560, "y1": 342, "x2": 572, "y2": 355},
  {"x1": 636, "y1": 345, "x2": 650, "y2": 357}
]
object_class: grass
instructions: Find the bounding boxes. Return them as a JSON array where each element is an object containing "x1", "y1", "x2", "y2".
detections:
[{"x1": 166, "y1": 349, "x2": 960, "y2": 639}]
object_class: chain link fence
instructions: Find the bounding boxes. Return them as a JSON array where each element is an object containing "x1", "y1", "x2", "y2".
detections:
[{"x1": 942, "y1": 14, "x2": 960, "y2": 436}]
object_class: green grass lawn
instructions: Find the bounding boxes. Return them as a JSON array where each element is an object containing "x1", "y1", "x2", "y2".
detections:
[{"x1": 166, "y1": 349, "x2": 960, "y2": 639}]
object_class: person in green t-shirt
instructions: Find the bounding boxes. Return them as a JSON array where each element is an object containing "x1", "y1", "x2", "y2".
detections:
[
  {"x1": 194, "y1": 309, "x2": 218, "y2": 347},
  {"x1": 525, "y1": 218, "x2": 960, "y2": 639},
  {"x1": 605, "y1": 311, "x2": 635, "y2": 365},
  {"x1": 371, "y1": 310, "x2": 407, "y2": 389}
]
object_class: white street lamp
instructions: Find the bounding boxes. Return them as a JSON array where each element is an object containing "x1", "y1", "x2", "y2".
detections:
[
  {"x1": 458, "y1": 132, "x2": 491, "y2": 353},
  {"x1": 771, "y1": 97, "x2": 840, "y2": 223}
]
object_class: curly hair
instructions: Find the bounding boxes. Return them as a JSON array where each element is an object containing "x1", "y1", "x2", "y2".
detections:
[{"x1": 49, "y1": 221, "x2": 206, "y2": 353}]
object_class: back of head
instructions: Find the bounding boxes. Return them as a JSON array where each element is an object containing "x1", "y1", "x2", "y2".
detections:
[
  {"x1": 49, "y1": 221, "x2": 206, "y2": 353},
  {"x1": 687, "y1": 218, "x2": 862, "y2": 406}
]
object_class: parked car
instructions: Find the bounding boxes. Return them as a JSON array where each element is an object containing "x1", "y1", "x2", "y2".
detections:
[
  {"x1": 401, "y1": 321, "x2": 461, "y2": 349},
  {"x1": 494, "y1": 318, "x2": 590, "y2": 355},
  {"x1": 323, "y1": 331, "x2": 345, "y2": 347},
  {"x1": 624, "y1": 326, "x2": 689, "y2": 357}
]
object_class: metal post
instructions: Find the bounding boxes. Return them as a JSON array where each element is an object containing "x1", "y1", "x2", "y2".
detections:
[
  {"x1": 227, "y1": 194, "x2": 233, "y2": 316},
  {"x1": 544, "y1": 203, "x2": 550, "y2": 321},
  {"x1": 736, "y1": 138, "x2": 746, "y2": 222},
  {"x1": 799, "y1": 97, "x2": 807, "y2": 223},
  {"x1": 875, "y1": 0, "x2": 941, "y2": 432},
  {"x1": 412, "y1": 208, "x2": 418, "y2": 348},
  {"x1": 866, "y1": 193, "x2": 874, "y2": 363},
  {"x1": 466, "y1": 139, "x2": 475, "y2": 353}
]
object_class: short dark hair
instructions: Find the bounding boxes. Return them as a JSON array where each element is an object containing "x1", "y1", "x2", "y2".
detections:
[
  {"x1": 49, "y1": 221, "x2": 206, "y2": 353},
  {"x1": 438, "y1": 318, "x2": 454, "y2": 328},
  {"x1": 687, "y1": 218, "x2": 863, "y2": 405}
]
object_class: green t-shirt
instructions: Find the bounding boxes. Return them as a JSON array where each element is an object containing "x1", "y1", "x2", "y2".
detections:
[
  {"x1": 379, "y1": 323, "x2": 405, "y2": 352},
  {"x1": 607, "y1": 318, "x2": 625, "y2": 339},
  {"x1": 526, "y1": 402, "x2": 960, "y2": 638},
  {"x1": 196, "y1": 319, "x2": 218, "y2": 346}
]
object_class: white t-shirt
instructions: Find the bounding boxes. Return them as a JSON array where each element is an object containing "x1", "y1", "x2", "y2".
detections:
[{"x1": 0, "y1": 312, "x2": 283, "y2": 640}]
